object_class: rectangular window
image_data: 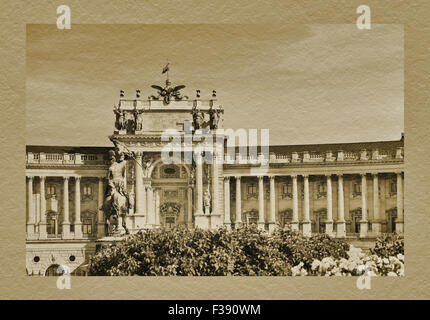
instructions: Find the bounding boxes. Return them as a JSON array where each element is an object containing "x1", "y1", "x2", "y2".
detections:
[
  {"x1": 247, "y1": 184, "x2": 257, "y2": 195},
  {"x1": 353, "y1": 182, "x2": 362, "y2": 196},
  {"x1": 82, "y1": 219, "x2": 92, "y2": 234},
  {"x1": 47, "y1": 219, "x2": 56, "y2": 235}
]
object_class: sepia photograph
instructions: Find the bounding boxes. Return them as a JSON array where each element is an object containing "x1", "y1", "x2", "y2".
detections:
[{"x1": 25, "y1": 23, "x2": 404, "y2": 278}]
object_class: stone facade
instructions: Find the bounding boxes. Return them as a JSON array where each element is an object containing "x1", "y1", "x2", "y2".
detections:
[{"x1": 25, "y1": 92, "x2": 404, "y2": 276}]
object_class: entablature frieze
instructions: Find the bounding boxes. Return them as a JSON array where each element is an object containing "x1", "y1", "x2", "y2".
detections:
[{"x1": 25, "y1": 168, "x2": 108, "y2": 178}]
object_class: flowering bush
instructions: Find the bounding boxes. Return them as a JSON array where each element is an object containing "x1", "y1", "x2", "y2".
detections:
[{"x1": 291, "y1": 244, "x2": 405, "y2": 277}]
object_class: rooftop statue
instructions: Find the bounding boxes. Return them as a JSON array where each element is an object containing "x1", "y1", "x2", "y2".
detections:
[
  {"x1": 150, "y1": 79, "x2": 188, "y2": 105},
  {"x1": 149, "y1": 63, "x2": 188, "y2": 105}
]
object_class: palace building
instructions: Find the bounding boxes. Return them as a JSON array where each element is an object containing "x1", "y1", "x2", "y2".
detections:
[{"x1": 25, "y1": 80, "x2": 404, "y2": 276}]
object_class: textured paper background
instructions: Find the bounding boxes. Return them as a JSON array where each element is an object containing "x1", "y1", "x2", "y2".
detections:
[{"x1": 0, "y1": 0, "x2": 429, "y2": 299}]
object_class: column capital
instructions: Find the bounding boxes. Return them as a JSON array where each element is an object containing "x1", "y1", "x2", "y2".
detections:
[
  {"x1": 75, "y1": 175, "x2": 81, "y2": 181},
  {"x1": 223, "y1": 176, "x2": 231, "y2": 181},
  {"x1": 235, "y1": 175, "x2": 241, "y2": 180},
  {"x1": 395, "y1": 170, "x2": 403, "y2": 176},
  {"x1": 257, "y1": 175, "x2": 264, "y2": 180},
  {"x1": 63, "y1": 176, "x2": 70, "y2": 181},
  {"x1": 302, "y1": 174, "x2": 309, "y2": 179},
  {"x1": 290, "y1": 174, "x2": 298, "y2": 179},
  {"x1": 98, "y1": 176, "x2": 105, "y2": 181},
  {"x1": 325, "y1": 173, "x2": 332, "y2": 178},
  {"x1": 336, "y1": 173, "x2": 343, "y2": 178},
  {"x1": 26, "y1": 175, "x2": 34, "y2": 180},
  {"x1": 360, "y1": 172, "x2": 367, "y2": 177},
  {"x1": 39, "y1": 175, "x2": 46, "y2": 180},
  {"x1": 372, "y1": 172, "x2": 379, "y2": 177},
  {"x1": 269, "y1": 175, "x2": 276, "y2": 181}
]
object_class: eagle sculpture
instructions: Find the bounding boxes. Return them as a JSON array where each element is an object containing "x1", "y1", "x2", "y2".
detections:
[{"x1": 149, "y1": 81, "x2": 188, "y2": 105}]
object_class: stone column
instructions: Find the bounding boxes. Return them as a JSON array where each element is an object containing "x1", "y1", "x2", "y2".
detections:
[
  {"x1": 62, "y1": 176, "x2": 71, "y2": 239},
  {"x1": 74, "y1": 176, "x2": 82, "y2": 238},
  {"x1": 146, "y1": 185, "x2": 155, "y2": 227},
  {"x1": 223, "y1": 177, "x2": 231, "y2": 229},
  {"x1": 212, "y1": 152, "x2": 219, "y2": 214},
  {"x1": 26, "y1": 176, "x2": 35, "y2": 238},
  {"x1": 360, "y1": 173, "x2": 368, "y2": 238},
  {"x1": 195, "y1": 155, "x2": 204, "y2": 215},
  {"x1": 134, "y1": 152, "x2": 145, "y2": 215},
  {"x1": 39, "y1": 176, "x2": 47, "y2": 239},
  {"x1": 372, "y1": 173, "x2": 381, "y2": 234},
  {"x1": 325, "y1": 174, "x2": 334, "y2": 236},
  {"x1": 258, "y1": 176, "x2": 265, "y2": 230},
  {"x1": 302, "y1": 175, "x2": 311, "y2": 236},
  {"x1": 396, "y1": 172, "x2": 404, "y2": 233},
  {"x1": 187, "y1": 185, "x2": 193, "y2": 227},
  {"x1": 155, "y1": 189, "x2": 160, "y2": 227},
  {"x1": 268, "y1": 175, "x2": 276, "y2": 233},
  {"x1": 97, "y1": 177, "x2": 105, "y2": 237},
  {"x1": 336, "y1": 174, "x2": 346, "y2": 237},
  {"x1": 291, "y1": 175, "x2": 299, "y2": 231},
  {"x1": 235, "y1": 176, "x2": 242, "y2": 227}
]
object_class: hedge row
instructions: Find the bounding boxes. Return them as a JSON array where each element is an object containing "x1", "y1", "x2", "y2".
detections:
[{"x1": 89, "y1": 226, "x2": 350, "y2": 276}]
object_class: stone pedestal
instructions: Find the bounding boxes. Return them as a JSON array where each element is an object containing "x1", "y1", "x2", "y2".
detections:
[
  {"x1": 234, "y1": 221, "x2": 243, "y2": 229},
  {"x1": 336, "y1": 221, "x2": 346, "y2": 238},
  {"x1": 133, "y1": 214, "x2": 146, "y2": 230},
  {"x1": 257, "y1": 222, "x2": 266, "y2": 231},
  {"x1": 302, "y1": 221, "x2": 311, "y2": 236},
  {"x1": 124, "y1": 215, "x2": 134, "y2": 231},
  {"x1": 210, "y1": 214, "x2": 222, "y2": 230},
  {"x1": 194, "y1": 214, "x2": 210, "y2": 229},
  {"x1": 223, "y1": 222, "x2": 232, "y2": 230},
  {"x1": 395, "y1": 221, "x2": 404, "y2": 234},
  {"x1": 38, "y1": 222, "x2": 48, "y2": 239},
  {"x1": 360, "y1": 221, "x2": 368, "y2": 238},
  {"x1": 267, "y1": 222, "x2": 277, "y2": 234},
  {"x1": 372, "y1": 221, "x2": 382, "y2": 235},
  {"x1": 325, "y1": 221, "x2": 334, "y2": 237},
  {"x1": 74, "y1": 222, "x2": 83, "y2": 239},
  {"x1": 291, "y1": 221, "x2": 299, "y2": 232},
  {"x1": 61, "y1": 222, "x2": 72, "y2": 239}
]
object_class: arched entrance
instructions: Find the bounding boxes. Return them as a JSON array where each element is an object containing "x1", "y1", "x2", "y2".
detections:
[
  {"x1": 44, "y1": 264, "x2": 63, "y2": 276},
  {"x1": 151, "y1": 162, "x2": 192, "y2": 228}
]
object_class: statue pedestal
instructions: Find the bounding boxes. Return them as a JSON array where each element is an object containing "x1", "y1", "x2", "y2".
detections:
[
  {"x1": 194, "y1": 214, "x2": 210, "y2": 230},
  {"x1": 210, "y1": 214, "x2": 222, "y2": 230},
  {"x1": 133, "y1": 214, "x2": 146, "y2": 231},
  {"x1": 95, "y1": 235, "x2": 128, "y2": 252}
]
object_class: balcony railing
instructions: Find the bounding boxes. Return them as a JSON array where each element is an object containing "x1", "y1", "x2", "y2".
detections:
[{"x1": 27, "y1": 153, "x2": 106, "y2": 165}]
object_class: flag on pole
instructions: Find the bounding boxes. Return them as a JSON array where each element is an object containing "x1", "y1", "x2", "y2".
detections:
[{"x1": 162, "y1": 63, "x2": 170, "y2": 74}]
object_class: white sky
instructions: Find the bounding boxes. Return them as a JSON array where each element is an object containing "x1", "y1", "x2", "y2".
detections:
[{"x1": 26, "y1": 24, "x2": 404, "y2": 146}]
